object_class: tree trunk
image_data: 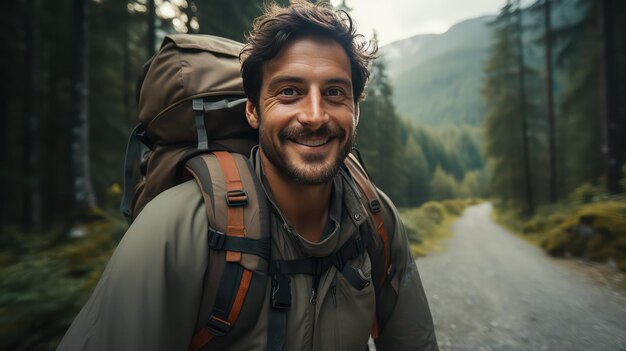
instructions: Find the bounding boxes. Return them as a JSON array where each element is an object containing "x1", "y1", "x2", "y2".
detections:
[
  {"x1": 71, "y1": 0, "x2": 97, "y2": 215},
  {"x1": 516, "y1": 0, "x2": 534, "y2": 215},
  {"x1": 23, "y1": 0, "x2": 42, "y2": 230},
  {"x1": 544, "y1": 0, "x2": 557, "y2": 202},
  {"x1": 599, "y1": 0, "x2": 623, "y2": 194},
  {"x1": 147, "y1": 0, "x2": 156, "y2": 58}
]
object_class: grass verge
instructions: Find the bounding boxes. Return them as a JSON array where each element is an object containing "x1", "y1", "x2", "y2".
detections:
[
  {"x1": 400, "y1": 198, "x2": 482, "y2": 257},
  {"x1": 493, "y1": 199, "x2": 626, "y2": 272}
]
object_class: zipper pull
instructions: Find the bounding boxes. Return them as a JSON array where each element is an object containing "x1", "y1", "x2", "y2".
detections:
[{"x1": 310, "y1": 289, "x2": 317, "y2": 305}]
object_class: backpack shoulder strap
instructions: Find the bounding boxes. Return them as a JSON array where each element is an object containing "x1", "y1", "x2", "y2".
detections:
[
  {"x1": 344, "y1": 153, "x2": 392, "y2": 284},
  {"x1": 185, "y1": 151, "x2": 270, "y2": 351},
  {"x1": 343, "y1": 152, "x2": 395, "y2": 339}
]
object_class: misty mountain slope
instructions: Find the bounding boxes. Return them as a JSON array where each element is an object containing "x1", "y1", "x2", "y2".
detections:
[{"x1": 382, "y1": 16, "x2": 494, "y2": 126}]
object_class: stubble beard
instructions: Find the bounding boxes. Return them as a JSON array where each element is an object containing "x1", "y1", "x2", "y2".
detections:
[{"x1": 259, "y1": 120, "x2": 355, "y2": 186}]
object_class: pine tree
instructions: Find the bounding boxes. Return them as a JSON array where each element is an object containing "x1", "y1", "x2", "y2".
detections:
[
  {"x1": 356, "y1": 42, "x2": 406, "y2": 203},
  {"x1": 403, "y1": 134, "x2": 431, "y2": 205},
  {"x1": 70, "y1": 0, "x2": 97, "y2": 219},
  {"x1": 483, "y1": 1, "x2": 539, "y2": 212},
  {"x1": 429, "y1": 166, "x2": 458, "y2": 200}
]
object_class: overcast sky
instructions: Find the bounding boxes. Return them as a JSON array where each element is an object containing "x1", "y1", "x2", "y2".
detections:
[{"x1": 330, "y1": 0, "x2": 507, "y2": 45}]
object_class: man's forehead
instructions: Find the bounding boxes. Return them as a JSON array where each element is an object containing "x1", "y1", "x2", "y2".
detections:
[{"x1": 262, "y1": 35, "x2": 352, "y2": 83}]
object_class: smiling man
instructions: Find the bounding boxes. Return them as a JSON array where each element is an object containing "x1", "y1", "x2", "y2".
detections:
[
  {"x1": 239, "y1": 2, "x2": 438, "y2": 350},
  {"x1": 58, "y1": 1, "x2": 437, "y2": 351}
]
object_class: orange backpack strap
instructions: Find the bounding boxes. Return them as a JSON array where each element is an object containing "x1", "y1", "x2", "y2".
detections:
[
  {"x1": 185, "y1": 152, "x2": 270, "y2": 351},
  {"x1": 344, "y1": 153, "x2": 391, "y2": 284},
  {"x1": 344, "y1": 152, "x2": 395, "y2": 339}
]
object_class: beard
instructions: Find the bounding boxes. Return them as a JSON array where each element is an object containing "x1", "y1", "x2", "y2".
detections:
[{"x1": 259, "y1": 120, "x2": 355, "y2": 186}]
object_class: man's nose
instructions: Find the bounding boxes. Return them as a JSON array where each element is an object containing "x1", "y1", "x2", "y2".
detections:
[{"x1": 297, "y1": 90, "x2": 329, "y2": 128}]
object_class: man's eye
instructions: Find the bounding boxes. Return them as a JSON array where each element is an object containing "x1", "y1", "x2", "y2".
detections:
[
  {"x1": 279, "y1": 88, "x2": 297, "y2": 96},
  {"x1": 327, "y1": 88, "x2": 344, "y2": 97}
]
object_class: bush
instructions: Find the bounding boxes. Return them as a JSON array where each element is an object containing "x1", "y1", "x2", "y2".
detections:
[
  {"x1": 539, "y1": 201, "x2": 626, "y2": 270},
  {"x1": 400, "y1": 199, "x2": 481, "y2": 256},
  {"x1": 0, "y1": 219, "x2": 126, "y2": 351}
]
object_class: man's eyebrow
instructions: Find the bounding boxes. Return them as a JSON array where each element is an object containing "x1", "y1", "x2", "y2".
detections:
[
  {"x1": 266, "y1": 76, "x2": 353, "y2": 91},
  {"x1": 325, "y1": 77, "x2": 352, "y2": 87},
  {"x1": 267, "y1": 76, "x2": 305, "y2": 91}
]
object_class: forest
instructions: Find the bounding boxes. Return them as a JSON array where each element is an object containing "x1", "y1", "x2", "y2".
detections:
[{"x1": 0, "y1": 0, "x2": 625, "y2": 349}]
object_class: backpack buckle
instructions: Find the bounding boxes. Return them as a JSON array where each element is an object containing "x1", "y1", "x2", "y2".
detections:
[
  {"x1": 206, "y1": 315, "x2": 231, "y2": 337},
  {"x1": 271, "y1": 273, "x2": 291, "y2": 310},
  {"x1": 207, "y1": 227, "x2": 226, "y2": 250},
  {"x1": 369, "y1": 199, "x2": 381, "y2": 213},
  {"x1": 226, "y1": 189, "x2": 248, "y2": 207}
]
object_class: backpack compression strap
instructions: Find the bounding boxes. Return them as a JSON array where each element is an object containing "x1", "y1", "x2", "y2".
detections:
[{"x1": 186, "y1": 152, "x2": 270, "y2": 351}]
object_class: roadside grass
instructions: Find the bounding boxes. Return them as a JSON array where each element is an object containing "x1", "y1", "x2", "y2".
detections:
[
  {"x1": 493, "y1": 198, "x2": 626, "y2": 272},
  {"x1": 400, "y1": 198, "x2": 482, "y2": 257}
]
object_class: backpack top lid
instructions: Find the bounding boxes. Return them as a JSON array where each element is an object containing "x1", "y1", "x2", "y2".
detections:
[{"x1": 137, "y1": 34, "x2": 256, "y2": 146}]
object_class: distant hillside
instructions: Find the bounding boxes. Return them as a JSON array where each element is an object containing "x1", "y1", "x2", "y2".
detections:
[{"x1": 382, "y1": 16, "x2": 494, "y2": 127}]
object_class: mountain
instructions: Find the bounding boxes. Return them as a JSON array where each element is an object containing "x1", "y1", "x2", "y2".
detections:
[{"x1": 381, "y1": 15, "x2": 495, "y2": 127}]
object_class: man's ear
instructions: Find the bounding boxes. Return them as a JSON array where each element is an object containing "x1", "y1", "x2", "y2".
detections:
[
  {"x1": 354, "y1": 102, "x2": 360, "y2": 127},
  {"x1": 245, "y1": 99, "x2": 259, "y2": 129}
]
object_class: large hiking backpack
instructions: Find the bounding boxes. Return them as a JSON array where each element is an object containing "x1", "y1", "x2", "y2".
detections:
[{"x1": 120, "y1": 34, "x2": 395, "y2": 351}]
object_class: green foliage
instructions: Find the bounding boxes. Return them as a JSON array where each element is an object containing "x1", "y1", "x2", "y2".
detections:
[
  {"x1": 403, "y1": 135, "x2": 431, "y2": 205},
  {"x1": 0, "y1": 219, "x2": 126, "y2": 351},
  {"x1": 429, "y1": 166, "x2": 458, "y2": 201},
  {"x1": 357, "y1": 51, "x2": 407, "y2": 203},
  {"x1": 554, "y1": 0, "x2": 605, "y2": 197},
  {"x1": 540, "y1": 201, "x2": 626, "y2": 271},
  {"x1": 494, "y1": 198, "x2": 626, "y2": 271},
  {"x1": 482, "y1": 2, "x2": 547, "y2": 212}
]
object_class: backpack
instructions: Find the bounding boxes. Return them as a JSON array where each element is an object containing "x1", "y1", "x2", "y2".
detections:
[{"x1": 120, "y1": 34, "x2": 396, "y2": 351}]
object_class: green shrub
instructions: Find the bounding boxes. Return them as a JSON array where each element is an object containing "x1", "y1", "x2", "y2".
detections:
[
  {"x1": 0, "y1": 218, "x2": 126, "y2": 351},
  {"x1": 400, "y1": 199, "x2": 481, "y2": 255},
  {"x1": 539, "y1": 201, "x2": 626, "y2": 269}
]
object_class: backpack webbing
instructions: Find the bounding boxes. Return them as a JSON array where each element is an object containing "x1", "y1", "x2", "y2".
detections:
[{"x1": 185, "y1": 152, "x2": 269, "y2": 351}]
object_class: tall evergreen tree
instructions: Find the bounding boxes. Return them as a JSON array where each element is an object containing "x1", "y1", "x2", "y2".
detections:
[
  {"x1": 23, "y1": 0, "x2": 42, "y2": 229},
  {"x1": 356, "y1": 45, "x2": 406, "y2": 203},
  {"x1": 542, "y1": 0, "x2": 558, "y2": 202},
  {"x1": 599, "y1": 0, "x2": 625, "y2": 194},
  {"x1": 553, "y1": 0, "x2": 604, "y2": 195},
  {"x1": 70, "y1": 0, "x2": 97, "y2": 217},
  {"x1": 483, "y1": 1, "x2": 538, "y2": 212},
  {"x1": 403, "y1": 134, "x2": 431, "y2": 205}
]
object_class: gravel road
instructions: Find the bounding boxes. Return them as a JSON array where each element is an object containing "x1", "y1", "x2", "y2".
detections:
[{"x1": 416, "y1": 202, "x2": 626, "y2": 351}]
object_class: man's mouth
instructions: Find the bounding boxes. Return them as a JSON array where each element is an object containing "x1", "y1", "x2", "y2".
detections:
[{"x1": 292, "y1": 137, "x2": 331, "y2": 147}]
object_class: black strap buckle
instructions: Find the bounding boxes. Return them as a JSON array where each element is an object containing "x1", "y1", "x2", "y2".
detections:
[
  {"x1": 206, "y1": 314, "x2": 231, "y2": 337},
  {"x1": 271, "y1": 272, "x2": 291, "y2": 310},
  {"x1": 226, "y1": 189, "x2": 248, "y2": 207},
  {"x1": 369, "y1": 199, "x2": 381, "y2": 213},
  {"x1": 207, "y1": 227, "x2": 226, "y2": 250}
]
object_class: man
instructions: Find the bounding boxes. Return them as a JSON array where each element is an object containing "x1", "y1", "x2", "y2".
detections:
[{"x1": 58, "y1": 1, "x2": 437, "y2": 350}]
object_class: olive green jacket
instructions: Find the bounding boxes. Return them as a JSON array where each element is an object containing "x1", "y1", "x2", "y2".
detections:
[{"x1": 58, "y1": 168, "x2": 438, "y2": 350}]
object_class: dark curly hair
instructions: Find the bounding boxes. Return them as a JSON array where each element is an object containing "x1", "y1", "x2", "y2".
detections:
[{"x1": 240, "y1": 0, "x2": 377, "y2": 107}]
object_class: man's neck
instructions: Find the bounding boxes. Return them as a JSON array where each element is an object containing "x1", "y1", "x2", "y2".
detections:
[{"x1": 261, "y1": 155, "x2": 332, "y2": 244}]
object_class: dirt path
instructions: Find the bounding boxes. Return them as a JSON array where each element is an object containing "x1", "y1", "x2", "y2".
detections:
[{"x1": 416, "y1": 202, "x2": 626, "y2": 351}]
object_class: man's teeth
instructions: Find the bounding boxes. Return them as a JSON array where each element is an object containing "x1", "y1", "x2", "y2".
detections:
[{"x1": 295, "y1": 137, "x2": 329, "y2": 147}]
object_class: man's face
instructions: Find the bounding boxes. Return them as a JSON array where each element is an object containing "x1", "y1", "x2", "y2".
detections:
[{"x1": 245, "y1": 36, "x2": 359, "y2": 185}]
